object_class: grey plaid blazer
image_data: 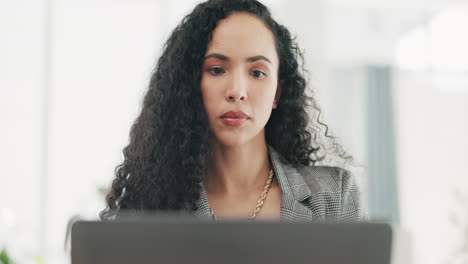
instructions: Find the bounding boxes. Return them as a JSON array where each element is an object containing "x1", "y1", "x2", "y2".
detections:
[{"x1": 180, "y1": 144, "x2": 367, "y2": 222}]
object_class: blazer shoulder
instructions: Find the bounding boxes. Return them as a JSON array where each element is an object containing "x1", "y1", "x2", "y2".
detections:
[
  {"x1": 295, "y1": 165, "x2": 368, "y2": 221},
  {"x1": 296, "y1": 165, "x2": 351, "y2": 194}
]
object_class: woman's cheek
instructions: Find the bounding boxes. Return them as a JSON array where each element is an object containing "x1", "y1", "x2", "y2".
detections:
[{"x1": 200, "y1": 84, "x2": 219, "y2": 118}]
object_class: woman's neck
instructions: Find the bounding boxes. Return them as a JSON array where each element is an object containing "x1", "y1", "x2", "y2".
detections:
[{"x1": 204, "y1": 137, "x2": 271, "y2": 197}]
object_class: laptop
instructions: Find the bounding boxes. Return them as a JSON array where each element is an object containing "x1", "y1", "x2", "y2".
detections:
[{"x1": 71, "y1": 213, "x2": 397, "y2": 264}]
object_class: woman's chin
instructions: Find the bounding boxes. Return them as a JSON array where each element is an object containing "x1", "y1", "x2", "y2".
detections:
[
  {"x1": 214, "y1": 138, "x2": 249, "y2": 148},
  {"x1": 211, "y1": 133, "x2": 252, "y2": 148},
  {"x1": 211, "y1": 129, "x2": 265, "y2": 148}
]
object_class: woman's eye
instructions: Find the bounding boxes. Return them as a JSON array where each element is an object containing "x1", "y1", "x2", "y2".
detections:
[
  {"x1": 208, "y1": 67, "x2": 225, "y2": 75},
  {"x1": 250, "y1": 70, "x2": 266, "y2": 79}
]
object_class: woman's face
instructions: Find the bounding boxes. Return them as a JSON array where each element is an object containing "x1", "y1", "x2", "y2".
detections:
[{"x1": 200, "y1": 12, "x2": 281, "y2": 147}]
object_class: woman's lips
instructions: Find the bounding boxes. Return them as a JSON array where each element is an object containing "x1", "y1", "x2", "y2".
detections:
[
  {"x1": 219, "y1": 110, "x2": 249, "y2": 126},
  {"x1": 220, "y1": 117, "x2": 248, "y2": 126},
  {"x1": 220, "y1": 110, "x2": 249, "y2": 119}
]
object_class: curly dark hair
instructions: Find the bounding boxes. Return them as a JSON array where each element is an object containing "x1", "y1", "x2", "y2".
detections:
[{"x1": 100, "y1": 0, "x2": 350, "y2": 220}]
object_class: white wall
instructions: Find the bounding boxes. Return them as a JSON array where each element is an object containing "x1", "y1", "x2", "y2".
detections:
[
  {"x1": 45, "y1": 0, "x2": 163, "y2": 262},
  {"x1": 394, "y1": 70, "x2": 468, "y2": 264},
  {"x1": 0, "y1": 0, "x2": 46, "y2": 261}
]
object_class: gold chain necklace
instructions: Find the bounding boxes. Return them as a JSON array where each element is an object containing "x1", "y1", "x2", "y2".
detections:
[{"x1": 210, "y1": 169, "x2": 274, "y2": 221}]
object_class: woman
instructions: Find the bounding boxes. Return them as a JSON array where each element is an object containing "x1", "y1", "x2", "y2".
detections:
[{"x1": 100, "y1": 0, "x2": 366, "y2": 222}]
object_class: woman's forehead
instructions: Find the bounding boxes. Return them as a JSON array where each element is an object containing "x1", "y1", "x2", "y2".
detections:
[{"x1": 205, "y1": 12, "x2": 278, "y2": 65}]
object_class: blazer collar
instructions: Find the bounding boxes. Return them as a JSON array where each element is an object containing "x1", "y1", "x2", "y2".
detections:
[
  {"x1": 267, "y1": 144, "x2": 317, "y2": 222},
  {"x1": 267, "y1": 144, "x2": 312, "y2": 202},
  {"x1": 185, "y1": 144, "x2": 316, "y2": 222}
]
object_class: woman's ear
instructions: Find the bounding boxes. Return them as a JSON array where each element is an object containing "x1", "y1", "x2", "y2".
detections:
[{"x1": 273, "y1": 82, "x2": 282, "y2": 109}]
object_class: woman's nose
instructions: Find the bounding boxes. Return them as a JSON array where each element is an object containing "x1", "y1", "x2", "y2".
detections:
[
  {"x1": 227, "y1": 94, "x2": 245, "y2": 102},
  {"x1": 226, "y1": 71, "x2": 247, "y2": 102}
]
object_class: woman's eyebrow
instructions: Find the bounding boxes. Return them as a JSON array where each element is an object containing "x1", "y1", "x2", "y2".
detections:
[{"x1": 204, "y1": 53, "x2": 272, "y2": 64}]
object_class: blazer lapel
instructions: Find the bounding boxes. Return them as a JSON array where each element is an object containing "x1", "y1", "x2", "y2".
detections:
[
  {"x1": 181, "y1": 183, "x2": 213, "y2": 221},
  {"x1": 267, "y1": 144, "x2": 321, "y2": 222}
]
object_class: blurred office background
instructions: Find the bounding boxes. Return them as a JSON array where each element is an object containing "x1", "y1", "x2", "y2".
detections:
[{"x1": 1, "y1": 0, "x2": 467, "y2": 263}]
